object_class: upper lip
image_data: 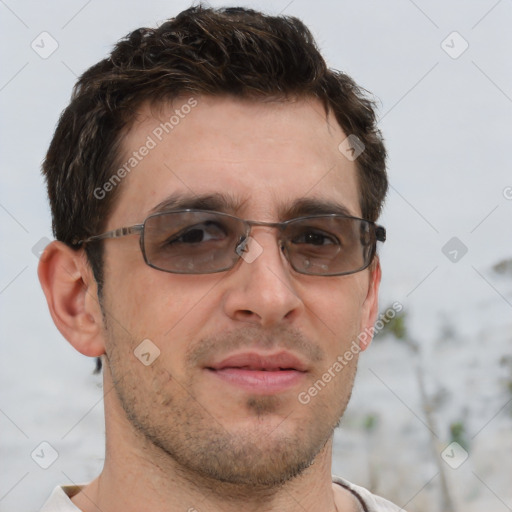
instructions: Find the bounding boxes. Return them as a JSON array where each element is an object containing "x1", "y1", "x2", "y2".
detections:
[{"x1": 207, "y1": 351, "x2": 308, "y2": 372}]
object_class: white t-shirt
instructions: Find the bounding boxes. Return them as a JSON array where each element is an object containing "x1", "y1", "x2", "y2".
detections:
[{"x1": 40, "y1": 476, "x2": 407, "y2": 511}]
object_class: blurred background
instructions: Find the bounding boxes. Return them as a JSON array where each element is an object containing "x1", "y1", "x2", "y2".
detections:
[{"x1": 1, "y1": 1, "x2": 511, "y2": 511}]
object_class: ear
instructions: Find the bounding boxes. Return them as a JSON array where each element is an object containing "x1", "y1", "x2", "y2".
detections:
[
  {"x1": 358, "y1": 258, "x2": 382, "y2": 352},
  {"x1": 38, "y1": 240, "x2": 106, "y2": 357}
]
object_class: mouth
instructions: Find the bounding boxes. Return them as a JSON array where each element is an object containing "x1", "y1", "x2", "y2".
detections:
[{"x1": 205, "y1": 352, "x2": 308, "y2": 394}]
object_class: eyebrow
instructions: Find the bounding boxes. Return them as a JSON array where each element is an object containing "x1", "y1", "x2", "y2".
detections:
[
  {"x1": 279, "y1": 197, "x2": 354, "y2": 219},
  {"x1": 149, "y1": 192, "x2": 355, "y2": 219},
  {"x1": 149, "y1": 192, "x2": 245, "y2": 215}
]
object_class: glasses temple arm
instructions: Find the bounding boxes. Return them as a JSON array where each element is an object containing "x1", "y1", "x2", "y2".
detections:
[{"x1": 77, "y1": 225, "x2": 144, "y2": 245}]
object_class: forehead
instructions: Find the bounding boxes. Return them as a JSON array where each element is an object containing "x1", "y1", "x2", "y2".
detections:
[{"x1": 108, "y1": 95, "x2": 360, "y2": 226}]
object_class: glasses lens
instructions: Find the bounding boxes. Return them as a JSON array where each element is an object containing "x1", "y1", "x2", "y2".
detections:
[
  {"x1": 143, "y1": 211, "x2": 245, "y2": 273},
  {"x1": 284, "y1": 216, "x2": 375, "y2": 275}
]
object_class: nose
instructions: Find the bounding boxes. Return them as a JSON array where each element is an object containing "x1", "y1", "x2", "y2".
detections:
[{"x1": 222, "y1": 229, "x2": 304, "y2": 328}]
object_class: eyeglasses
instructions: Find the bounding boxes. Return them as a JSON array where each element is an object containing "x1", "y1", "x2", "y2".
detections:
[{"x1": 77, "y1": 209, "x2": 386, "y2": 276}]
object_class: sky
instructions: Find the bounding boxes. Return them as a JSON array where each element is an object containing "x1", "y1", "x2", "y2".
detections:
[{"x1": 1, "y1": 1, "x2": 511, "y2": 511}]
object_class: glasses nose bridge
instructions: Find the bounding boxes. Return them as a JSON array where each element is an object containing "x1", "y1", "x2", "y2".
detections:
[
  {"x1": 246, "y1": 218, "x2": 284, "y2": 230},
  {"x1": 244, "y1": 218, "x2": 287, "y2": 243},
  {"x1": 236, "y1": 219, "x2": 288, "y2": 259}
]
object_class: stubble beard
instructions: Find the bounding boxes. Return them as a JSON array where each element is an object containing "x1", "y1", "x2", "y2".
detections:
[{"x1": 105, "y1": 324, "x2": 358, "y2": 493}]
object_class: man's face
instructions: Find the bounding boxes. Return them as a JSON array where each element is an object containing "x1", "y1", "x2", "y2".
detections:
[{"x1": 99, "y1": 96, "x2": 379, "y2": 486}]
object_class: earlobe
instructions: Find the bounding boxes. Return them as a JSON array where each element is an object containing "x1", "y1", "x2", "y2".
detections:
[
  {"x1": 38, "y1": 240, "x2": 106, "y2": 357},
  {"x1": 358, "y1": 258, "x2": 382, "y2": 352}
]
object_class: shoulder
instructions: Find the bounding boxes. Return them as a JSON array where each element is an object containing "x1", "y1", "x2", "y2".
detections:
[
  {"x1": 39, "y1": 485, "x2": 84, "y2": 512},
  {"x1": 332, "y1": 475, "x2": 407, "y2": 512}
]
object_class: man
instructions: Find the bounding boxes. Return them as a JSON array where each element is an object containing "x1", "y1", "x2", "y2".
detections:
[{"x1": 38, "y1": 5, "x2": 402, "y2": 511}]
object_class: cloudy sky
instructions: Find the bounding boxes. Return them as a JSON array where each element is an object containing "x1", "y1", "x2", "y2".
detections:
[{"x1": 1, "y1": 1, "x2": 511, "y2": 511}]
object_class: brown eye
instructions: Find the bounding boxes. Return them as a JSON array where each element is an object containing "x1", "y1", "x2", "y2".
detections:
[
  {"x1": 292, "y1": 229, "x2": 339, "y2": 247},
  {"x1": 164, "y1": 221, "x2": 228, "y2": 246}
]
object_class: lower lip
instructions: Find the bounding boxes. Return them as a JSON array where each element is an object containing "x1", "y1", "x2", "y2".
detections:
[{"x1": 207, "y1": 368, "x2": 306, "y2": 394}]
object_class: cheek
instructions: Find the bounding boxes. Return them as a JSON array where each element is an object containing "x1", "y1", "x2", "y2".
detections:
[
  {"x1": 101, "y1": 271, "x2": 225, "y2": 384},
  {"x1": 103, "y1": 262, "x2": 188, "y2": 338},
  {"x1": 304, "y1": 277, "x2": 369, "y2": 348}
]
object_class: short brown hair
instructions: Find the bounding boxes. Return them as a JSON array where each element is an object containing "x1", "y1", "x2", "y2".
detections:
[{"x1": 43, "y1": 5, "x2": 387, "y2": 289}]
